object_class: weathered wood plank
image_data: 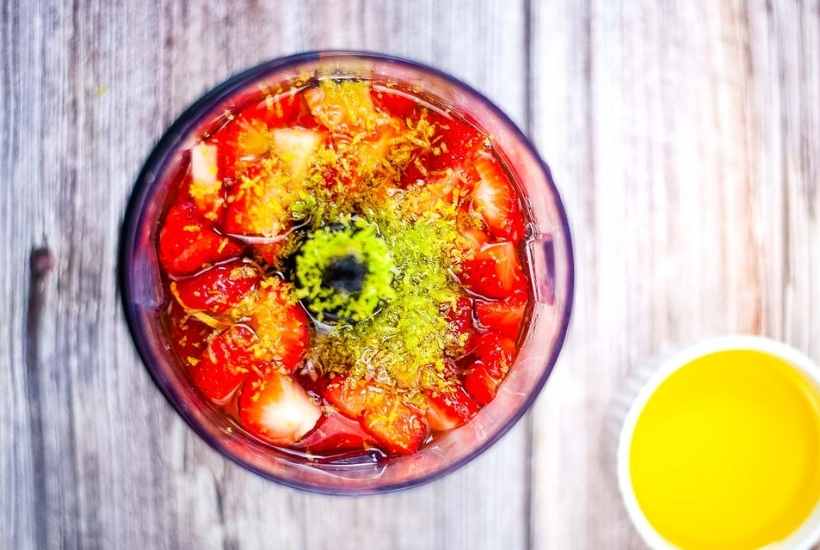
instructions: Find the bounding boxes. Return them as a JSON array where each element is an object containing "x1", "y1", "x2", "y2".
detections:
[
  {"x1": 1, "y1": 1, "x2": 530, "y2": 549},
  {"x1": 528, "y1": 0, "x2": 820, "y2": 548}
]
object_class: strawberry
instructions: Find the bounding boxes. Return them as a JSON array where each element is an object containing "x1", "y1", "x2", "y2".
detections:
[
  {"x1": 461, "y1": 241, "x2": 527, "y2": 299},
  {"x1": 167, "y1": 300, "x2": 212, "y2": 360},
  {"x1": 475, "y1": 297, "x2": 527, "y2": 339},
  {"x1": 269, "y1": 127, "x2": 324, "y2": 180},
  {"x1": 371, "y1": 87, "x2": 420, "y2": 119},
  {"x1": 471, "y1": 156, "x2": 524, "y2": 242},
  {"x1": 238, "y1": 372, "x2": 322, "y2": 445},
  {"x1": 475, "y1": 332, "x2": 517, "y2": 368},
  {"x1": 463, "y1": 333, "x2": 516, "y2": 405},
  {"x1": 296, "y1": 412, "x2": 376, "y2": 454},
  {"x1": 222, "y1": 128, "x2": 322, "y2": 237},
  {"x1": 190, "y1": 325, "x2": 257, "y2": 401},
  {"x1": 172, "y1": 260, "x2": 261, "y2": 315},
  {"x1": 425, "y1": 385, "x2": 479, "y2": 431},
  {"x1": 209, "y1": 94, "x2": 314, "y2": 184},
  {"x1": 427, "y1": 113, "x2": 483, "y2": 171},
  {"x1": 462, "y1": 361, "x2": 500, "y2": 406},
  {"x1": 187, "y1": 142, "x2": 223, "y2": 220},
  {"x1": 321, "y1": 377, "x2": 370, "y2": 419},
  {"x1": 251, "y1": 241, "x2": 283, "y2": 267},
  {"x1": 352, "y1": 123, "x2": 405, "y2": 181},
  {"x1": 399, "y1": 114, "x2": 481, "y2": 185},
  {"x1": 247, "y1": 283, "x2": 310, "y2": 372},
  {"x1": 304, "y1": 81, "x2": 382, "y2": 132},
  {"x1": 458, "y1": 225, "x2": 489, "y2": 258},
  {"x1": 239, "y1": 93, "x2": 313, "y2": 129},
  {"x1": 158, "y1": 200, "x2": 244, "y2": 276},
  {"x1": 445, "y1": 296, "x2": 478, "y2": 356},
  {"x1": 361, "y1": 393, "x2": 429, "y2": 456},
  {"x1": 400, "y1": 170, "x2": 460, "y2": 217}
]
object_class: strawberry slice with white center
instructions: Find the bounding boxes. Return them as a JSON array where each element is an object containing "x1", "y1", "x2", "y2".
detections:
[
  {"x1": 461, "y1": 241, "x2": 527, "y2": 299},
  {"x1": 189, "y1": 143, "x2": 222, "y2": 218},
  {"x1": 238, "y1": 372, "x2": 321, "y2": 445},
  {"x1": 471, "y1": 156, "x2": 524, "y2": 242},
  {"x1": 425, "y1": 385, "x2": 479, "y2": 431},
  {"x1": 475, "y1": 296, "x2": 527, "y2": 339},
  {"x1": 270, "y1": 127, "x2": 323, "y2": 180}
]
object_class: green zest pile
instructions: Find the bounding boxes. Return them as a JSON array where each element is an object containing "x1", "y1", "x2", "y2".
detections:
[
  {"x1": 295, "y1": 219, "x2": 396, "y2": 322},
  {"x1": 308, "y1": 207, "x2": 462, "y2": 400}
]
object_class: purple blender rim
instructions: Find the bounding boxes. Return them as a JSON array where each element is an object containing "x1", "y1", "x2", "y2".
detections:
[{"x1": 119, "y1": 50, "x2": 575, "y2": 495}]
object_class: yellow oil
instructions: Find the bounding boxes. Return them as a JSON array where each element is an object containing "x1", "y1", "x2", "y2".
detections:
[{"x1": 629, "y1": 350, "x2": 820, "y2": 549}]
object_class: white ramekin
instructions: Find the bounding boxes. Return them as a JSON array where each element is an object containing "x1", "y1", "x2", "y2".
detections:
[{"x1": 616, "y1": 335, "x2": 820, "y2": 550}]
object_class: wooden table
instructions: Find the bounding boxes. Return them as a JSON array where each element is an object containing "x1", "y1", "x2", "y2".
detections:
[{"x1": 2, "y1": 1, "x2": 818, "y2": 548}]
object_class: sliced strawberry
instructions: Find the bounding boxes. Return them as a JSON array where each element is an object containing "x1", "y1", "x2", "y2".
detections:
[
  {"x1": 461, "y1": 241, "x2": 527, "y2": 299},
  {"x1": 190, "y1": 325, "x2": 257, "y2": 401},
  {"x1": 475, "y1": 332, "x2": 517, "y2": 369},
  {"x1": 458, "y1": 225, "x2": 489, "y2": 258},
  {"x1": 304, "y1": 80, "x2": 382, "y2": 132},
  {"x1": 471, "y1": 156, "x2": 524, "y2": 242},
  {"x1": 361, "y1": 393, "x2": 429, "y2": 456},
  {"x1": 269, "y1": 127, "x2": 323, "y2": 179},
  {"x1": 252, "y1": 241, "x2": 283, "y2": 267},
  {"x1": 210, "y1": 118, "x2": 242, "y2": 184},
  {"x1": 444, "y1": 296, "x2": 478, "y2": 356},
  {"x1": 223, "y1": 185, "x2": 292, "y2": 237},
  {"x1": 475, "y1": 297, "x2": 527, "y2": 339},
  {"x1": 400, "y1": 115, "x2": 480, "y2": 185},
  {"x1": 186, "y1": 142, "x2": 223, "y2": 220},
  {"x1": 321, "y1": 377, "x2": 370, "y2": 419},
  {"x1": 247, "y1": 283, "x2": 310, "y2": 371},
  {"x1": 296, "y1": 412, "x2": 376, "y2": 454},
  {"x1": 425, "y1": 385, "x2": 479, "y2": 431},
  {"x1": 353, "y1": 123, "x2": 404, "y2": 180},
  {"x1": 371, "y1": 86, "x2": 420, "y2": 119},
  {"x1": 167, "y1": 300, "x2": 212, "y2": 360},
  {"x1": 400, "y1": 169, "x2": 460, "y2": 217},
  {"x1": 238, "y1": 372, "x2": 322, "y2": 445},
  {"x1": 462, "y1": 360, "x2": 501, "y2": 406},
  {"x1": 463, "y1": 333, "x2": 516, "y2": 405},
  {"x1": 209, "y1": 95, "x2": 313, "y2": 184},
  {"x1": 172, "y1": 260, "x2": 261, "y2": 315},
  {"x1": 427, "y1": 113, "x2": 483, "y2": 171},
  {"x1": 221, "y1": 123, "x2": 320, "y2": 237},
  {"x1": 223, "y1": 175, "x2": 305, "y2": 238},
  {"x1": 239, "y1": 93, "x2": 312, "y2": 129},
  {"x1": 158, "y1": 200, "x2": 244, "y2": 276}
]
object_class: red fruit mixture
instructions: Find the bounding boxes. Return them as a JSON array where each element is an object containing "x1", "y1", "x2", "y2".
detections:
[{"x1": 158, "y1": 78, "x2": 532, "y2": 457}]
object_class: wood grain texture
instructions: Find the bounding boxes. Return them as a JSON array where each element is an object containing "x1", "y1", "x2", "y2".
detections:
[
  {"x1": 529, "y1": 0, "x2": 820, "y2": 548},
  {"x1": 0, "y1": 1, "x2": 817, "y2": 549}
]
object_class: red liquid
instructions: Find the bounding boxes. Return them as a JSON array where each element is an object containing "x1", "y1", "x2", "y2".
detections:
[{"x1": 157, "y1": 78, "x2": 532, "y2": 457}]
